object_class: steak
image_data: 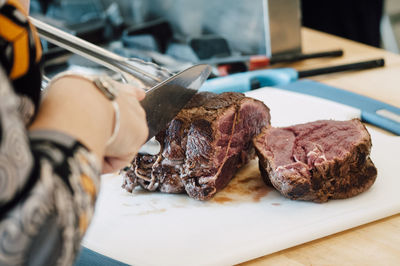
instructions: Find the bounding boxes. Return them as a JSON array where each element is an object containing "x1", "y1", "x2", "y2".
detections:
[
  {"x1": 253, "y1": 119, "x2": 377, "y2": 202},
  {"x1": 122, "y1": 92, "x2": 271, "y2": 200}
]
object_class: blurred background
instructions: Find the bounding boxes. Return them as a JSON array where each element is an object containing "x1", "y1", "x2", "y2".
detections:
[
  {"x1": 29, "y1": 0, "x2": 400, "y2": 78},
  {"x1": 382, "y1": 0, "x2": 400, "y2": 53},
  {"x1": 301, "y1": 0, "x2": 400, "y2": 53}
]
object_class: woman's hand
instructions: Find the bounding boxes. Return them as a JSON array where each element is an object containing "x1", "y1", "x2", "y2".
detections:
[
  {"x1": 102, "y1": 80, "x2": 148, "y2": 173},
  {"x1": 30, "y1": 76, "x2": 148, "y2": 173}
]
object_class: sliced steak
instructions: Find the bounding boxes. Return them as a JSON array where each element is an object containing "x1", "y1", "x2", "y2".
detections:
[
  {"x1": 253, "y1": 119, "x2": 377, "y2": 203},
  {"x1": 122, "y1": 91, "x2": 271, "y2": 200}
]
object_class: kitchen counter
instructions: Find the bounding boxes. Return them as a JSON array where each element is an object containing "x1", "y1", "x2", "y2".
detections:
[{"x1": 241, "y1": 28, "x2": 400, "y2": 265}]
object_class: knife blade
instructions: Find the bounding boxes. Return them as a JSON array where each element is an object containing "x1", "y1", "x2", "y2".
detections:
[{"x1": 141, "y1": 64, "x2": 211, "y2": 140}]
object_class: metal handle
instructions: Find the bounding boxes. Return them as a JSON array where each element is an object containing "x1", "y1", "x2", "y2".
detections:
[{"x1": 30, "y1": 16, "x2": 172, "y2": 89}]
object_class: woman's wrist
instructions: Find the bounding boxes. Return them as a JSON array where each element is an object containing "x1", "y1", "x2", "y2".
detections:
[
  {"x1": 29, "y1": 76, "x2": 115, "y2": 162},
  {"x1": 46, "y1": 73, "x2": 121, "y2": 147}
]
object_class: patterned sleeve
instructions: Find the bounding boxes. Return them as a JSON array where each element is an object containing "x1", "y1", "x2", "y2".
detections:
[{"x1": 0, "y1": 67, "x2": 102, "y2": 266}]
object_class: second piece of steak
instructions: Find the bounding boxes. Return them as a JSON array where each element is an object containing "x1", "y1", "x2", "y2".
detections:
[
  {"x1": 253, "y1": 119, "x2": 377, "y2": 202},
  {"x1": 122, "y1": 92, "x2": 271, "y2": 200}
]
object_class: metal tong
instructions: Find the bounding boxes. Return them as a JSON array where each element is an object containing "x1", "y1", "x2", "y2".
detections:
[{"x1": 30, "y1": 17, "x2": 173, "y2": 89}]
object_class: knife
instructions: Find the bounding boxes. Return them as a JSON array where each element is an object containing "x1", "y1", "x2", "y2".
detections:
[
  {"x1": 142, "y1": 64, "x2": 211, "y2": 140},
  {"x1": 138, "y1": 64, "x2": 211, "y2": 155}
]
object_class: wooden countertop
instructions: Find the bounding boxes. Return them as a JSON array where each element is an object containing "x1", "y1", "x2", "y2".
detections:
[{"x1": 241, "y1": 28, "x2": 400, "y2": 265}]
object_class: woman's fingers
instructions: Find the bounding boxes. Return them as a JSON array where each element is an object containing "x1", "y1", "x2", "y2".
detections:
[
  {"x1": 102, "y1": 80, "x2": 149, "y2": 173},
  {"x1": 102, "y1": 155, "x2": 133, "y2": 174},
  {"x1": 134, "y1": 87, "x2": 146, "y2": 101}
]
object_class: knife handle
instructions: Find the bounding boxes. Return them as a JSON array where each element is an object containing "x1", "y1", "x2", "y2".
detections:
[{"x1": 200, "y1": 68, "x2": 298, "y2": 93}]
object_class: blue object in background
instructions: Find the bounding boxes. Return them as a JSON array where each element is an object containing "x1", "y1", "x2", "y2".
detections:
[
  {"x1": 277, "y1": 80, "x2": 400, "y2": 135},
  {"x1": 200, "y1": 68, "x2": 298, "y2": 93}
]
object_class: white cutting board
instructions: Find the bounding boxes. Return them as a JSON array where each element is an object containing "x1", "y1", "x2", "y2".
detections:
[{"x1": 82, "y1": 88, "x2": 400, "y2": 266}]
